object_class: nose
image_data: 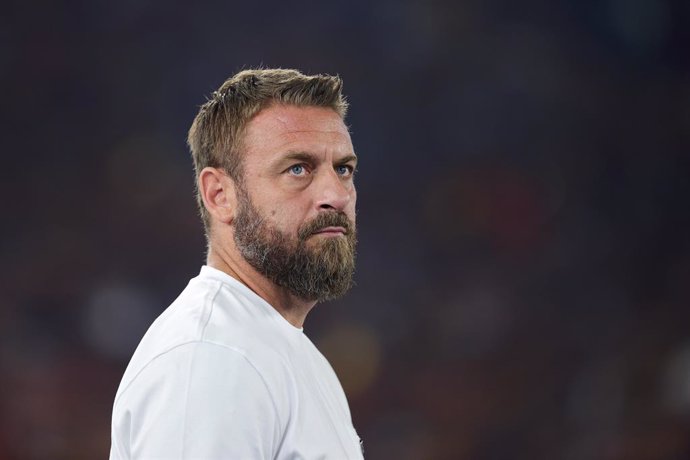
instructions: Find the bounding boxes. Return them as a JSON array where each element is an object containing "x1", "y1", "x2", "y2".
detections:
[{"x1": 314, "y1": 168, "x2": 354, "y2": 212}]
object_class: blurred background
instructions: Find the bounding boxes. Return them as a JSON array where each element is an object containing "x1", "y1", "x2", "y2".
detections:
[{"x1": 2, "y1": 0, "x2": 690, "y2": 458}]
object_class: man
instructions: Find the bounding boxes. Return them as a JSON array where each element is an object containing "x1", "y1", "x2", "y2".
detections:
[{"x1": 110, "y1": 68, "x2": 363, "y2": 459}]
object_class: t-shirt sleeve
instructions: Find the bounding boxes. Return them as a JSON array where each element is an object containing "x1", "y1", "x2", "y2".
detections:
[{"x1": 110, "y1": 342, "x2": 284, "y2": 459}]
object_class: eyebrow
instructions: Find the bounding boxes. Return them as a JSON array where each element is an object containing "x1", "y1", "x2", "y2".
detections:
[{"x1": 280, "y1": 151, "x2": 358, "y2": 166}]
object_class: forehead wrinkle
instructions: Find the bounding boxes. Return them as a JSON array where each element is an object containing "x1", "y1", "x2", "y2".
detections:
[
  {"x1": 276, "y1": 129, "x2": 353, "y2": 149},
  {"x1": 281, "y1": 129, "x2": 348, "y2": 134},
  {"x1": 245, "y1": 106, "x2": 353, "y2": 163},
  {"x1": 272, "y1": 114, "x2": 348, "y2": 134}
]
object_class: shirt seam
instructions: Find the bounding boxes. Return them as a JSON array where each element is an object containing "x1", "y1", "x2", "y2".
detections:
[
  {"x1": 198, "y1": 280, "x2": 220, "y2": 342},
  {"x1": 180, "y1": 282, "x2": 218, "y2": 458}
]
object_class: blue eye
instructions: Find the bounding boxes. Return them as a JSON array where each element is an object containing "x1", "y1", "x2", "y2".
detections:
[
  {"x1": 289, "y1": 164, "x2": 305, "y2": 175},
  {"x1": 336, "y1": 165, "x2": 353, "y2": 176}
]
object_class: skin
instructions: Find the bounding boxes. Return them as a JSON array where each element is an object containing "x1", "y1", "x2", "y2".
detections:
[{"x1": 199, "y1": 104, "x2": 358, "y2": 328}]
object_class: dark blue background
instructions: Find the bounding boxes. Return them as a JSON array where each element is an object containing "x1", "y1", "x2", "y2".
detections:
[{"x1": 2, "y1": 0, "x2": 690, "y2": 458}]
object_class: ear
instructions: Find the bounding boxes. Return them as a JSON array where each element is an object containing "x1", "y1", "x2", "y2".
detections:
[{"x1": 198, "y1": 167, "x2": 237, "y2": 225}]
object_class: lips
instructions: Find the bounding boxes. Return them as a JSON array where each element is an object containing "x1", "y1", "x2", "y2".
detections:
[
  {"x1": 312, "y1": 226, "x2": 347, "y2": 235},
  {"x1": 298, "y1": 212, "x2": 353, "y2": 241}
]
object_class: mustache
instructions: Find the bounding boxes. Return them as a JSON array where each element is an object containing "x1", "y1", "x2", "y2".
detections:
[{"x1": 298, "y1": 212, "x2": 354, "y2": 241}]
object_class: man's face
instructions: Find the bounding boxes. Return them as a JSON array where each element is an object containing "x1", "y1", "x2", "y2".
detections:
[{"x1": 232, "y1": 105, "x2": 358, "y2": 302}]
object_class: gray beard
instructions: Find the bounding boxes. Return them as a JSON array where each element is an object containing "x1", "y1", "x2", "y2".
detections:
[{"x1": 233, "y1": 189, "x2": 357, "y2": 302}]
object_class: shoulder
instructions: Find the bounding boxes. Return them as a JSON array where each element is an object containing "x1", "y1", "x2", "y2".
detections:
[
  {"x1": 114, "y1": 272, "x2": 300, "y2": 407},
  {"x1": 112, "y1": 276, "x2": 220, "y2": 394},
  {"x1": 111, "y1": 342, "x2": 289, "y2": 459},
  {"x1": 115, "y1": 341, "x2": 288, "y2": 415},
  {"x1": 114, "y1": 340, "x2": 274, "y2": 405}
]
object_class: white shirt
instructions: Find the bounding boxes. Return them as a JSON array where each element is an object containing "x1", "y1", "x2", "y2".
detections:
[{"x1": 110, "y1": 266, "x2": 363, "y2": 459}]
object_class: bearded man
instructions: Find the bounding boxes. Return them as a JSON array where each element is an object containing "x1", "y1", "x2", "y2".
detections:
[{"x1": 110, "y1": 68, "x2": 363, "y2": 459}]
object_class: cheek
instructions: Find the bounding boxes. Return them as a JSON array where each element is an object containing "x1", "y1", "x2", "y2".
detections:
[
  {"x1": 269, "y1": 207, "x2": 305, "y2": 234},
  {"x1": 348, "y1": 189, "x2": 357, "y2": 216}
]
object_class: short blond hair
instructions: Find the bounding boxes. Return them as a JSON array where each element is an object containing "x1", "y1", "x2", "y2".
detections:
[{"x1": 187, "y1": 68, "x2": 349, "y2": 233}]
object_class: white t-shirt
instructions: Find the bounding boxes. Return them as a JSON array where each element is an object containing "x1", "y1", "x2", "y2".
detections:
[{"x1": 110, "y1": 266, "x2": 363, "y2": 459}]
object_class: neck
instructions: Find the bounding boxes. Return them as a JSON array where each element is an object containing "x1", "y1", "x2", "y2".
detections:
[{"x1": 206, "y1": 239, "x2": 316, "y2": 329}]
